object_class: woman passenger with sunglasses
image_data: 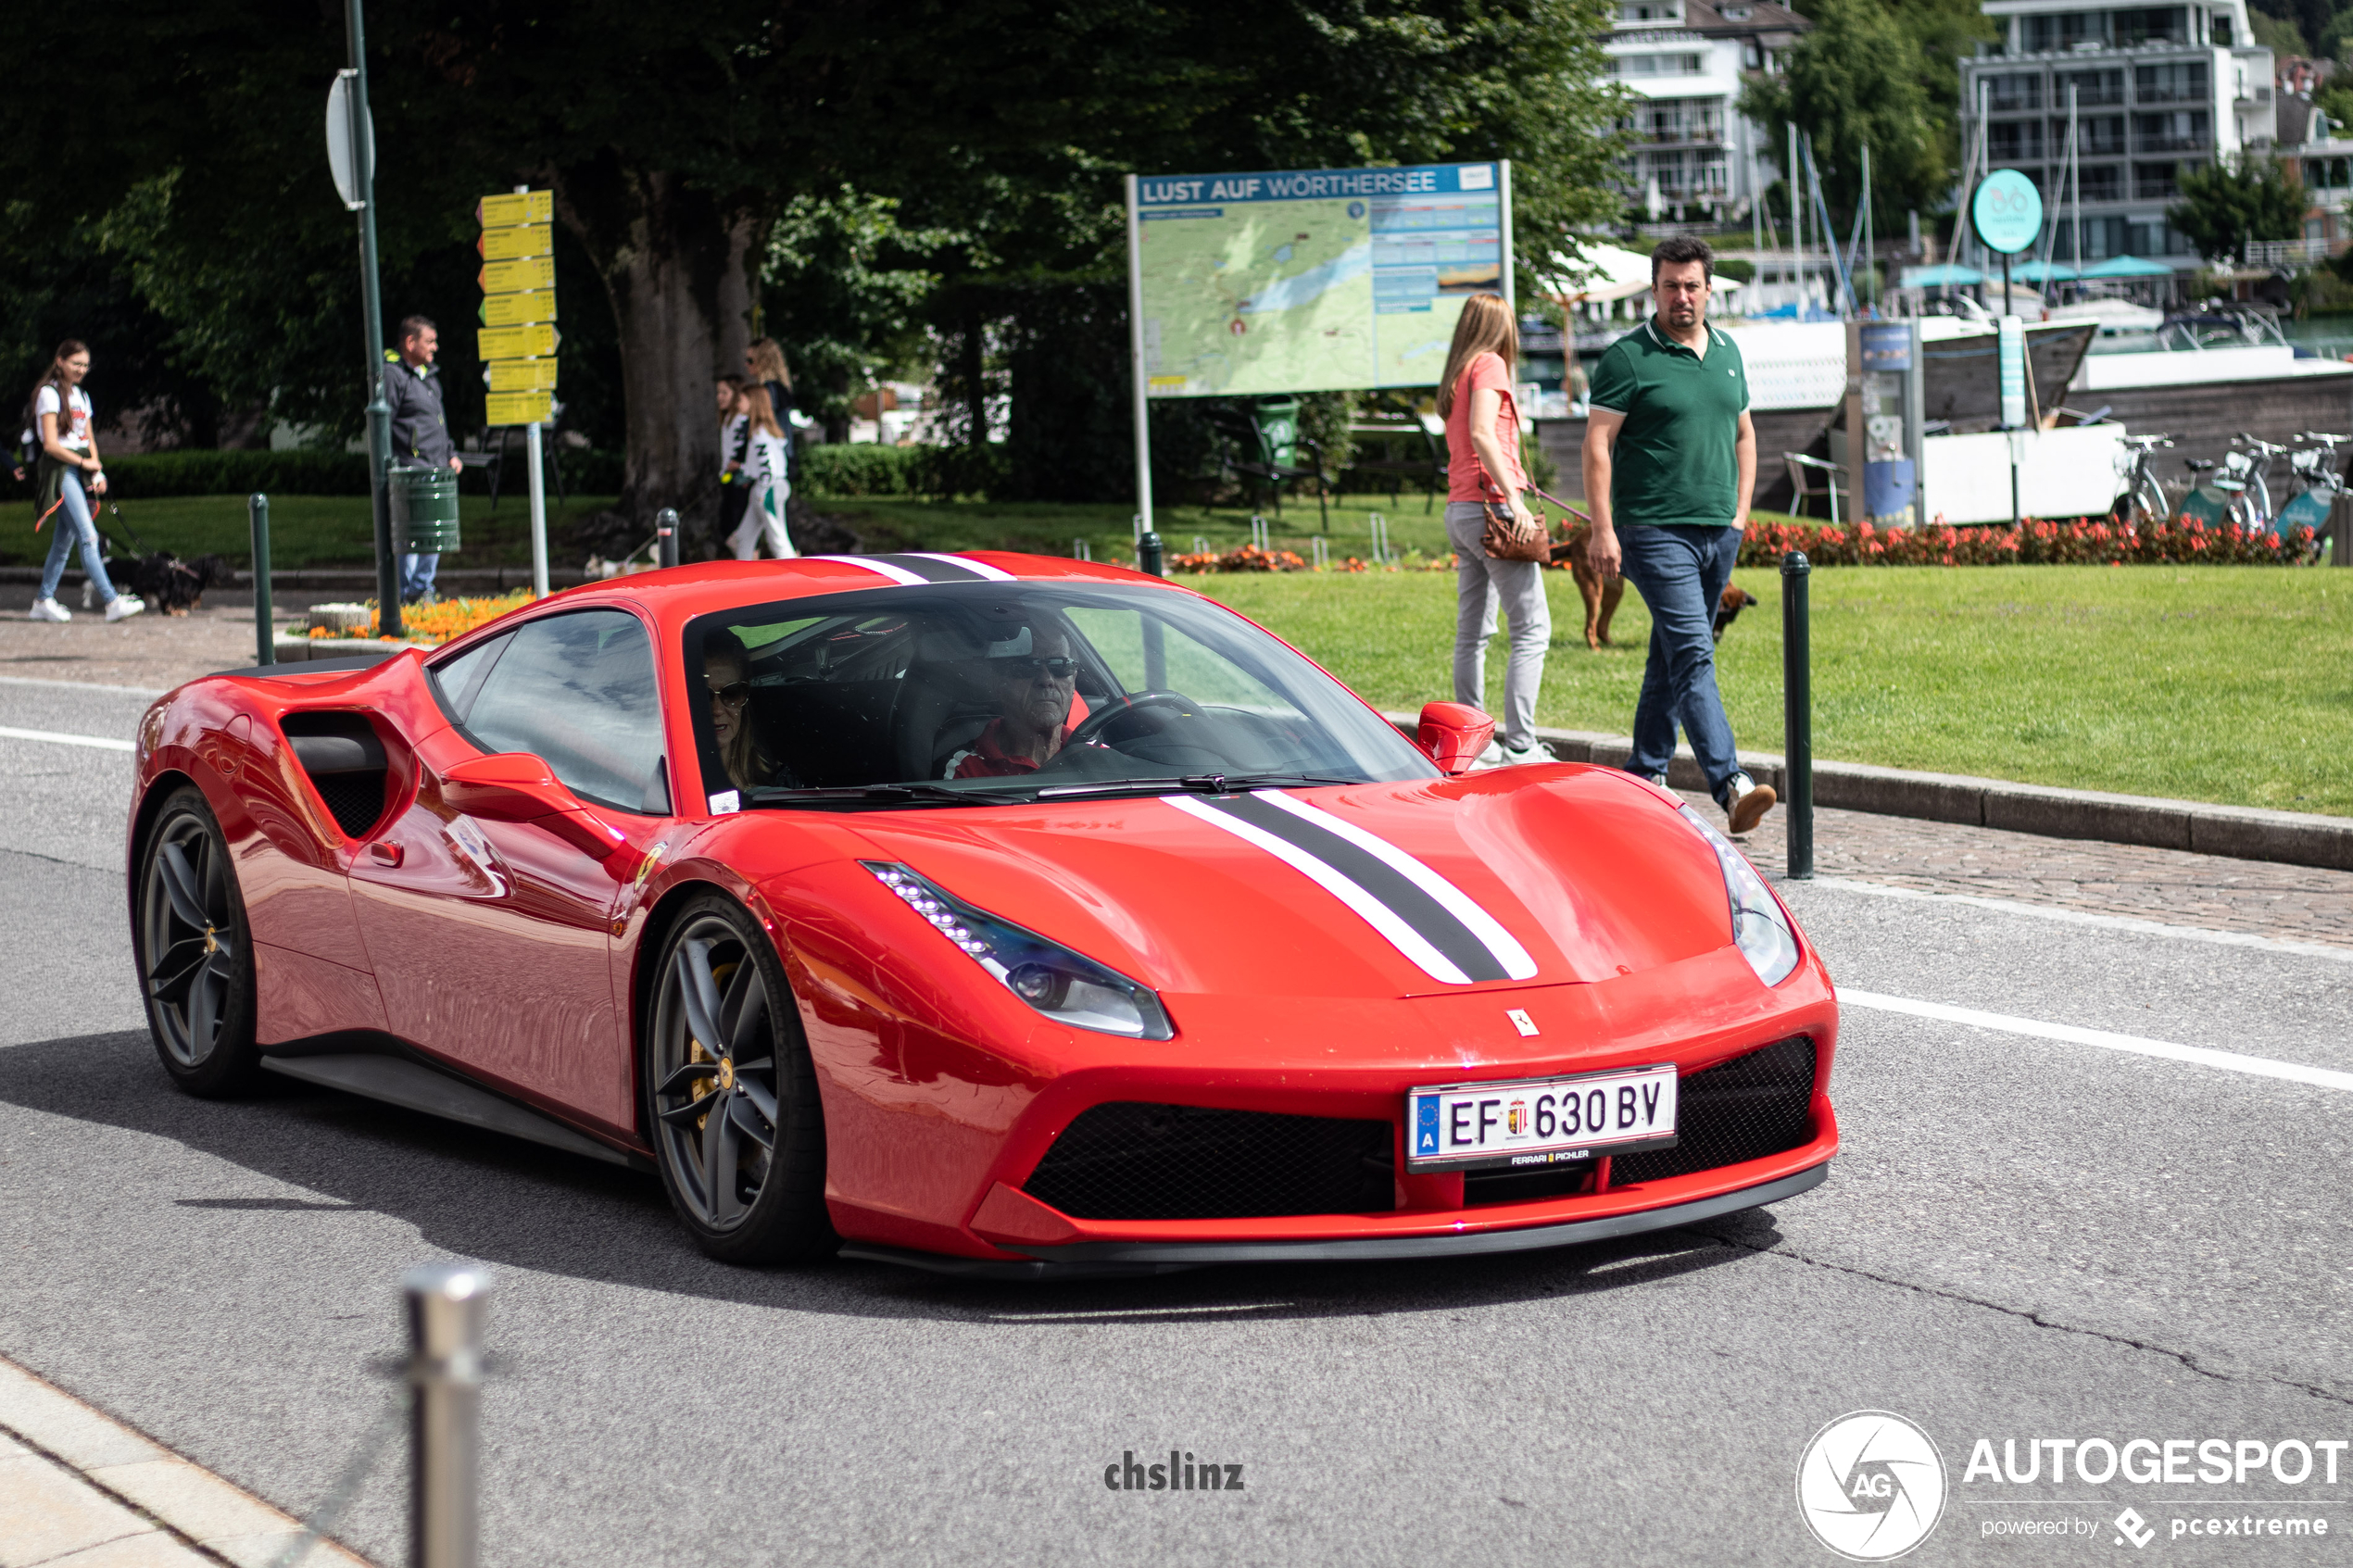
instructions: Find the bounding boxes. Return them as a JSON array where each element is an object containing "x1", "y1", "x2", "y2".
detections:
[{"x1": 703, "y1": 630, "x2": 786, "y2": 792}]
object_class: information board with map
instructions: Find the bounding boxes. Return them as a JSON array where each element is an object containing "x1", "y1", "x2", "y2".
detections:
[{"x1": 1131, "y1": 161, "x2": 1511, "y2": 398}]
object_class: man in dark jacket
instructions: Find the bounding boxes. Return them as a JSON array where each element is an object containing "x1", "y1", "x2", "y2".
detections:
[{"x1": 384, "y1": 316, "x2": 463, "y2": 603}]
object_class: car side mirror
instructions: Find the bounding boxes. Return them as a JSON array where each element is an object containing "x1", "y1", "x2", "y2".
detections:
[
  {"x1": 1417, "y1": 702, "x2": 1496, "y2": 776},
  {"x1": 441, "y1": 752, "x2": 631, "y2": 862}
]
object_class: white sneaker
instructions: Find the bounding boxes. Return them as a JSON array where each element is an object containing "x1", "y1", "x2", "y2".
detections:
[
  {"x1": 1721, "y1": 771, "x2": 1779, "y2": 835},
  {"x1": 1498, "y1": 741, "x2": 1545, "y2": 767},
  {"x1": 1470, "y1": 738, "x2": 1505, "y2": 770},
  {"x1": 81, "y1": 580, "x2": 96, "y2": 611},
  {"x1": 1643, "y1": 771, "x2": 1668, "y2": 787},
  {"x1": 104, "y1": 594, "x2": 145, "y2": 623},
  {"x1": 28, "y1": 596, "x2": 70, "y2": 622}
]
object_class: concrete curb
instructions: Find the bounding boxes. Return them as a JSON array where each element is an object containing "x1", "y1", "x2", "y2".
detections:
[
  {"x1": 1385, "y1": 714, "x2": 2353, "y2": 873},
  {"x1": 270, "y1": 637, "x2": 427, "y2": 663},
  {"x1": 0, "y1": 1354, "x2": 373, "y2": 1567}
]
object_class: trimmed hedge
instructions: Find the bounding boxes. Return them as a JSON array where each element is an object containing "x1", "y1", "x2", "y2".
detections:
[
  {"x1": 799, "y1": 442, "x2": 1010, "y2": 498},
  {"x1": 93, "y1": 446, "x2": 623, "y2": 498}
]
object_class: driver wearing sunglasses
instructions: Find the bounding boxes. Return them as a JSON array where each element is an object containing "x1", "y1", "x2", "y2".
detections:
[{"x1": 946, "y1": 625, "x2": 1089, "y2": 779}]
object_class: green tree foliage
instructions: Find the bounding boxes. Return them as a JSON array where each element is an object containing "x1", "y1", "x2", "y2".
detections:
[
  {"x1": 0, "y1": 0, "x2": 1628, "y2": 527},
  {"x1": 2248, "y1": 8, "x2": 2313, "y2": 56},
  {"x1": 2170, "y1": 155, "x2": 2307, "y2": 263},
  {"x1": 1741, "y1": 0, "x2": 1954, "y2": 225},
  {"x1": 2253, "y1": 0, "x2": 2325, "y2": 56}
]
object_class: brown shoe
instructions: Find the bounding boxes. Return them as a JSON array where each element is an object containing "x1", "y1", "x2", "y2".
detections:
[{"x1": 1726, "y1": 777, "x2": 1778, "y2": 836}]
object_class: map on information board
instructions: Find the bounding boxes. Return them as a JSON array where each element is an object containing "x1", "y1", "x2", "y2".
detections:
[{"x1": 1134, "y1": 161, "x2": 1508, "y2": 398}]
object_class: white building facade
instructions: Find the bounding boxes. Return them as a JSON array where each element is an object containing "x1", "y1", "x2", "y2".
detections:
[
  {"x1": 1604, "y1": 0, "x2": 1807, "y2": 221},
  {"x1": 1959, "y1": 0, "x2": 2273, "y2": 270}
]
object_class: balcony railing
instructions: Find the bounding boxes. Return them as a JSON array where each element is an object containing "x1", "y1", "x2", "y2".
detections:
[
  {"x1": 2135, "y1": 133, "x2": 2207, "y2": 153},
  {"x1": 2245, "y1": 236, "x2": 2349, "y2": 266}
]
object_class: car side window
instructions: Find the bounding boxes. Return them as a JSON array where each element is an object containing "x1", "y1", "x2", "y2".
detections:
[
  {"x1": 460, "y1": 610, "x2": 670, "y2": 815},
  {"x1": 427, "y1": 632, "x2": 513, "y2": 726}
]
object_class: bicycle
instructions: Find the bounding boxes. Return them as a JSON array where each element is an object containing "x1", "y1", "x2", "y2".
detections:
[
  {"x1": 2274, "y1": 431, "x2": 2348, "y2": 544},
  {"x1": 2111, "y1": 433, "x2": 2174, "y2": 527},
  {"x1": 2222, "y1": 433, "x2": 2287, "y2": 530}
]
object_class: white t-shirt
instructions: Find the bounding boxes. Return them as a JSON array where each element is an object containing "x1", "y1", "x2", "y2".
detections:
[{"x1": 35, "y1": 385, "x2": 93, "y2": 451}]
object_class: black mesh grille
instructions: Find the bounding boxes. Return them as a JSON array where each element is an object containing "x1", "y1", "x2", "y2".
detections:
[
  {"x1": 310, "y1": 771, "x2": 387, "y2": 837},
  {"x1": 1610, "y1": 1036, "x2": 1818, "y2": 1186},
  {"x1": 1024, "y1": 1103, "x2": 1396, "y2": 1221}
]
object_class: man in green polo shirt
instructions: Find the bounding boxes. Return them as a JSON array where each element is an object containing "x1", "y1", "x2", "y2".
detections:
[{"x1": 1582, "y1": 235, "x2": 1777, "y2": 835}]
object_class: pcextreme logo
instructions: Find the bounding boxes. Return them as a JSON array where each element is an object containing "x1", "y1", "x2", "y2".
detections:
[{"x1": 1797, "y1": 1411, "x2": 1949, "y2": 1561}]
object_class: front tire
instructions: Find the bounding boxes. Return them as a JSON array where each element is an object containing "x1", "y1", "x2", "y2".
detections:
[
  {"x1": 134, "y1": 786, "x2": 262, "y2": 1097},
  {"x1": 644, "y1": 894, "x2": 834, "y2": 1264}
]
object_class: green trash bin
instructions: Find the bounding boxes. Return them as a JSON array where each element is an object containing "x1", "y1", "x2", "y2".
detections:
[{"x1": 389, "y1": 465, "x2": 462, "y2": 554}]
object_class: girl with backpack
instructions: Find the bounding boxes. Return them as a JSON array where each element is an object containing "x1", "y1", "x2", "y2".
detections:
[
  {"x1": 726, "y1": 385, "x2": 796, "y2": 559},
  {"x1": 28, "y1": 341, "x2": 142, "y2": 623}
]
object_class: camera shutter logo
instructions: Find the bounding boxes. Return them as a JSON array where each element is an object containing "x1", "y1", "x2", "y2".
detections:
[{"x1": 1795, "y1": 1411, "x2": 1946, "y2": 1561}]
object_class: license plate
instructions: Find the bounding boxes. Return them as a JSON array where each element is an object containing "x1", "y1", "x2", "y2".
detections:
[{"x1": 1406, "y1": 1064, "x2": 1679, "y2": 1173}]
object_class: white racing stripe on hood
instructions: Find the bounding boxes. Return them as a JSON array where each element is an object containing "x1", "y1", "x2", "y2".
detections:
[
  {"x1": 907, "y1": 552, "x2": 1017, "y2": 581},
  {"x1": 812, "y1": 555, "x2": 929, "y2": 585},
  {"x1": 1162, "y1": 793, "x2": 1472, "y2": 984},
  {"x1": 1256, "y1": 790, "x2": 1539, "y2": 980}
]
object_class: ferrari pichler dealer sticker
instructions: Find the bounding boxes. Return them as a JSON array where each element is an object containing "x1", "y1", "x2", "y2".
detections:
[{"x1": 1164, "y1": 789, "x2": 1538, "y2": 985}]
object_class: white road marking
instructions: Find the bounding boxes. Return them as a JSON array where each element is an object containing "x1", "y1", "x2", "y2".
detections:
[
  {"x1": 1809, "y1": 873, "x2": 2353, "y2": 966},
  {"x1": 1839, "y1": 988, "x2": 2353, "y2": 1094},
  {"x1": 0, "y1": 725, "x2": 134, "y2": 752}
]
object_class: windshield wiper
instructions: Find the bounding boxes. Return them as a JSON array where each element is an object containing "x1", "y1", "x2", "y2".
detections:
[
  {"x1": 746, "y1": 784, "x2": 1022, "y2": 809},
  {"x1": 1034, "y1": 772, "x2": 1361, "y2": 798}
]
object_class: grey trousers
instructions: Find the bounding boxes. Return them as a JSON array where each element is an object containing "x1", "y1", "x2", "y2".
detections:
[{"x1": 1444, "y1": 501, "x2": 1551, "y2": 752}]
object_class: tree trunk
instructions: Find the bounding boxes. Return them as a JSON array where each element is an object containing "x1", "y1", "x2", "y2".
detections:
[{"x1": 553, "y1": 165, "x2": 764, "y2": 558}]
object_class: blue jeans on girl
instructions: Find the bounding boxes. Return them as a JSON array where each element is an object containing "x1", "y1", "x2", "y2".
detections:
[{"x1": 39, "y1": 468, "x2": 120, "y2": 606}]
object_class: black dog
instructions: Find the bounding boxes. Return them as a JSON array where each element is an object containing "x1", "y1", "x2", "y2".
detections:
[{"x1": 94, "y1": 552, "x2": 229, "y2": 615}]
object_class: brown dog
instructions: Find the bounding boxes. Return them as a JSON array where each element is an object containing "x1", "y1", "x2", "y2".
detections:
[{"x1": 1546, "y1": 521, "x2": 1753, "y2": 650}]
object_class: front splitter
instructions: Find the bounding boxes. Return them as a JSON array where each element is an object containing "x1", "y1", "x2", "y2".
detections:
[{"x1": 838, "y1": 1161, "x2": 1829, "y2": 1280}]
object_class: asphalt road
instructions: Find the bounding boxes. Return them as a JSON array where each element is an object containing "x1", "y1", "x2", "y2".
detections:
[{"x1": 3, "y1": 673, "x2": 2349, "y2": 1567}]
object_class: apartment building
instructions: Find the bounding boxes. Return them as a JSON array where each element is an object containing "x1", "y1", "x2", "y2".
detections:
[
  {"x1": 1604, "y1": 0, "x2": 1808, "y2": 221},
  {"x1": 1959, "y1": 0, "x2": 2274, "y2": 270}
]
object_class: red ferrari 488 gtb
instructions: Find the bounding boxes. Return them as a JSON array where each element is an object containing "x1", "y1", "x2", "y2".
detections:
[{"x1": 129, "y1": 553, "x2": 1837, "y2": 1275}]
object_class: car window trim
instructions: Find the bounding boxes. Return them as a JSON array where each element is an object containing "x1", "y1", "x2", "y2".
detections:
[{"x1": 441, "y1": 604, "x2": 675, "y2": 820}]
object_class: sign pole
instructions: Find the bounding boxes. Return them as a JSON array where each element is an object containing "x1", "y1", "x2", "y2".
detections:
[
  {"x1": 1499, "y1": 160, "x2": 1516, "y2": 316},
  {"x1": 1124, "y1": 174, "x2": 1154, "y2": 535},
  {"x1": 516, "y1": 184, "x2": 550, "y2": 598},
  {"x1": 344, "y1": 0, "x2": 399, "y2": 640}
]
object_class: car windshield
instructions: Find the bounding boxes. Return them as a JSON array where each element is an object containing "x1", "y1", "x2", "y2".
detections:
[{"x1": 685, "y1": 581, "x2": 1436, "y2": 809}]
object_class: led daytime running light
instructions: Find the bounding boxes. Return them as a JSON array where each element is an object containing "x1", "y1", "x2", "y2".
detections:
[{"x1": 864, "y1": 862, "x2": 1174, "y2": 1039}]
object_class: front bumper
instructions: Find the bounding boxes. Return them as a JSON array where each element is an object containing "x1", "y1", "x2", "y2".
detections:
[{"x1": 840, "y1": 1160, "x2": 1830, "y2": 1279}]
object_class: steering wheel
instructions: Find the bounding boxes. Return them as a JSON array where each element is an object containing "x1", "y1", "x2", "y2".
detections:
[{"x1": 1063, "y1": 689, "x2": 1198, "y2": 750}]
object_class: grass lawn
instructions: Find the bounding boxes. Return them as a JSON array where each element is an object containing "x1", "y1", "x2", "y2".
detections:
[
  {"x1": 1185, "y1": 566, "x2": 2353, "y2": 819},
  {"x1": 0, "y1": 493, "x2": 620, "y2": 571}
]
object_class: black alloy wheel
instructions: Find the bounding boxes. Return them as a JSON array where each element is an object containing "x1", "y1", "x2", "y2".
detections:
[
  {"x1": 645, "y1": 895, "x2": 833, "y2": 1263},
  {"x1": 136, "y1": 786, "x2": 261, "y2": 1097}
]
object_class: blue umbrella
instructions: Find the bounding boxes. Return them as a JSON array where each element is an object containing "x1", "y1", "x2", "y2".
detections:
[
  {"x1": 1900, "y1": 263, "x2": 1986, "y2": 287},
  {"x1": 2011, "y1": 259, "x2": 2079, "y2": 282},
  {"x1": 2080, "y1": 255, "x2": 2175, "y2": 279}
]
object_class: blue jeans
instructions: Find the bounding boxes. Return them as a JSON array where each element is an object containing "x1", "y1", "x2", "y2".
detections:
[
  {"x1": 1618, "y1": 524, "x2": 1743, "y2": 799},
  {"x1": 39, "y1": 468, "x2": 119, "y2": 605},
  {"x1": 400, "y1": 553, "x2": 440, "y2": 600}
]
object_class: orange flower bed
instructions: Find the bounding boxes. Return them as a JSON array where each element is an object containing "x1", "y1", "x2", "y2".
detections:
[{"x1": 308, "y1": 590, "x2": 537, "y2": 646}]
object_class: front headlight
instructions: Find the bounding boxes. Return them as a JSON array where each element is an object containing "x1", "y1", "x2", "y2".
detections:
[
  {"x1": 1676, "y1": 806, "x2": 1801, "y2": 987},
  {"x1": 864, "y1": 862, "x2": 1175, "y2": 1040}
]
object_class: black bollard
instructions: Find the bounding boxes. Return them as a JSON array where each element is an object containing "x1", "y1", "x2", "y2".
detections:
[
  {"x1": 1138, "y1": 530, "x2": 1165, "y2": 578},
  {"x1": 656, "y1": 508, "x2": 680, "y2": 570},
  {"x1": 248, "y1": 493, "x2": 274, "y2": 666},
  {"x1": 1780, "y1": 550, "x2": 1813, "y2": 880}
]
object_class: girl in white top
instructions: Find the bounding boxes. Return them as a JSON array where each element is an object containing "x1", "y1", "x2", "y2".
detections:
[
  {"x1": 29, "y1": 340, "x2": 140, "y2": 622},
  {"x1": 725, "y1": 385, "x2": 796, "y2": 559}
]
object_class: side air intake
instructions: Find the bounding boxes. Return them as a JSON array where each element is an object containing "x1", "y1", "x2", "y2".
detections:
[{"x1": 282, "y1": 712, "x2": 390, "y2": 838}]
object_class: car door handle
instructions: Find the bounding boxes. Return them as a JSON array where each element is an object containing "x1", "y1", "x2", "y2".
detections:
[{"x1": 368, "y1": 840, "x2": 405, "y2": 867}]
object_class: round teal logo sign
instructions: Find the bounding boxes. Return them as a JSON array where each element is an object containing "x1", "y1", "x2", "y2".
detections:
[{"x1": 1970, "y1": 169, "x2": 2044, "y2": 256}]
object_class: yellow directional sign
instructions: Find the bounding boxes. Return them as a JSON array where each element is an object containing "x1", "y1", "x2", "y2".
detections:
[
  {"x1": 484, "y1": 358, "x2": 560, "y2": 393},
  {"x1": 477, "y1": 190, "x2": 552, "y2": 228},
  {"x1": 479, "y1": 290, "x2": 558, "y2": 328},
  {"x1": 478, "y1": 322, "x2": 559, "y2": 359},
  {"x1": 477, "y1": 223, "x2": 552, "y2": 261},
  {"x1": 486, "y1": 390, "x2": 555, "y2": 427},
  {"x1": 478, "y1": 256, "x2": 554, "y2": 295}
]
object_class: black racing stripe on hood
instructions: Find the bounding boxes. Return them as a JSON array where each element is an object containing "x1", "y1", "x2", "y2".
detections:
[
  {"x1": 868, "y1": 554, "x2": 990, "y2": 583},
  {"x1": 1194, "y1": 793, "x2": 1511, "y2": 983}
]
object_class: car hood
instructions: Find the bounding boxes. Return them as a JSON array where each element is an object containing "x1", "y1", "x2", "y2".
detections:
[{"x1": 828, "y1": 766, "x2": 1737, "y2": 999}]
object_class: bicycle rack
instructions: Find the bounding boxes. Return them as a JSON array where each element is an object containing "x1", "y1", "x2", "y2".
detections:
[
  {"x1": 1072, "y1": 538, "x2": 1092, "y2": 561},
  {"x1": 1310, "y1": 537, "x2": 1330, "y2": 570},
  {"x1": 1249, "y1": 515, "x2": 1271, "y2": 552},
  {"x1": 1368, "y1": 512, "x2": 1392, "y2": 566}
]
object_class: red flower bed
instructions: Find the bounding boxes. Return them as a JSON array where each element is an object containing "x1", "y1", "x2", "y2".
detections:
[{"x1": 1737, "y1": 516, "x2": 2323, "y2": 568}]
